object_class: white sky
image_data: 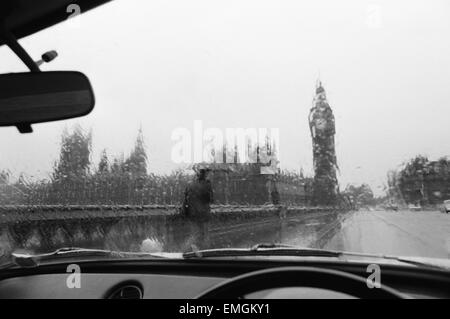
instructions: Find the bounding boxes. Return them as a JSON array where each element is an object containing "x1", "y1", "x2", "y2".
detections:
[{"x1": 0, "y1": 0, "x2": 449, "y2": 196}]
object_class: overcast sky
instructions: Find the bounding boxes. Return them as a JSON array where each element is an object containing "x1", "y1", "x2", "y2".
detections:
[{"x1": 0, "y1": 0, "x2": 449, "y2": 195}]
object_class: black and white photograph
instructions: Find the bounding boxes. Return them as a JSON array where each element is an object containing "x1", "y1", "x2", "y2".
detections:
[{"x1": 0, "y1": 0, "x2": 449, "y2": 302}]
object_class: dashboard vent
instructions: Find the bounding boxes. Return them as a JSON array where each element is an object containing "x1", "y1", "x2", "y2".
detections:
[{"x1": 107, "y1": 283, "x2": 143, "y2": 299}]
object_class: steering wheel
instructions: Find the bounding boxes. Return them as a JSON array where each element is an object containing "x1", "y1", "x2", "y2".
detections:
[{"x1": 197, "y1": 267, "x2": 405, "y2": 299}]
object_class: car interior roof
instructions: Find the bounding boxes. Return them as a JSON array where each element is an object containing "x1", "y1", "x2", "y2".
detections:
[{"x1": 0, "y1": 0, "x2": 112, "y2": 46}]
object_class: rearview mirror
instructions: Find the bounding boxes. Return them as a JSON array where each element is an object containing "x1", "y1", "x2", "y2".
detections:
[{"x1": 0, "y1": 71, "x2": 95, "y2": 133}]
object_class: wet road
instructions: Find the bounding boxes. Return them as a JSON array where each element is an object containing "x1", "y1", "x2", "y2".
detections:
[
  {"x1": 171, "y1": 209, "x2": 450, "y2": 259},
  {"x1": 323, "y1": 210, "x2": 450, "y2": 259}
]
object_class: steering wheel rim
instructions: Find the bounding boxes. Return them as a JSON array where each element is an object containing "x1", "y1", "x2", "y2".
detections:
[{"x1": 196, "y1": 266, "x2": 406, "y2": 299}]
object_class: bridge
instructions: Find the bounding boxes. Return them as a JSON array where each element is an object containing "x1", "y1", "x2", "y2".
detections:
[{"x1": 0, "y1": 205, "x2": 347, "y2": 259}]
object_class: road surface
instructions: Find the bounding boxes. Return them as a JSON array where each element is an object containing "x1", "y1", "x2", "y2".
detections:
[
  {"x1": 322, "y1": 210, "x2": 450, "y2": 259},
  {"x1": 170, "y1": 209, "x2": 450, "y2": 258}
]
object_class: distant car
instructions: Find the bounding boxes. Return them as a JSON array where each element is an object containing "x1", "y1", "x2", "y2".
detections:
[
  {"x1": 442, "y1": 200, "x2": 450, "y2": 214},
  {"x1": 408, "y1": 204, "x2": 422, "y2": 211}
]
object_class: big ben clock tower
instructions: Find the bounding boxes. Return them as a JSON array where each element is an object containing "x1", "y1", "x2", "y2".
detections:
[{"x1": 308, "y1": 81, "x2": 339, "y2": 205}]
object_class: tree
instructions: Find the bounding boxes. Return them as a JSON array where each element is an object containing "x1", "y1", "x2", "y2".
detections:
[
  {"x1": 398, "y1": 155, "x2": 428, "y2": 204},
  {"x1": 97, "y1": 149, "x2": 109, "y2": 174},
  {"x1": 0, "y1": 170, "x2": 10, "y2": 185},
  {"x1": 110, "y1": 153, "x2": 125, "y2": 174},
  {"x1": 124, "y1": 128, "x2": 148, "y2": 177},
  {"x1": 53, "y1": 125, "x2": 92, "y2": 182},
  {"x1": 49, "y1": 126, "x2": 92, "y2": 204}
]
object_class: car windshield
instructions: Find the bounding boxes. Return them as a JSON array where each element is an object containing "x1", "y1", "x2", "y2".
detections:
[{"x1": 1, "y1": 0, "x2": 450, "y2": 266}]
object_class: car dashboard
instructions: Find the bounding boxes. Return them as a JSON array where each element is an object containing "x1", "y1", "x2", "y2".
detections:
[{"x1": 0, "y1": 259, "x2": 449, "y2": 299}]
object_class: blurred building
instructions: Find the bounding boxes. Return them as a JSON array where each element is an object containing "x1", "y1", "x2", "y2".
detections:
[
  {"x1": 194, "y1": 161, "x2": 311, "y2": 206},
  {"x1": 395, "y1": 157, "x2": 450, "y2": 205}
]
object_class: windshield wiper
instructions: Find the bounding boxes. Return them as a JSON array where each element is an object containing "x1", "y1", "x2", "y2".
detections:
[
  {"x1": 182, "y1": 244, "x2": 450, "y2": 270},
  {"x1": 5, "y1": 247, "x2": 173, "y2": 269},
  {"x1": 4, "y1": 246, "x2": 447, "y2": 271},
  {"x1": 183, "y1": 243, "x2": 341, "y2": 259}
]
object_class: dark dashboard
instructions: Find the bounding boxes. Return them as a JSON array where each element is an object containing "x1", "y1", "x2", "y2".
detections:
[{"x1": 0, "y1": 259, "x2": 449, "y2": 299}]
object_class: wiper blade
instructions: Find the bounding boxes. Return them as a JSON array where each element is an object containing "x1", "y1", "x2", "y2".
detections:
[
  {"x1": 394, "y1": 256, "x2": 450, "y2": 270},
  {"x1": 183, "y1": 244, "x2": 341, "y2": 259},
  {"x1": 182, "y1": 243, "x2": 450, "y2": 270},
  {"x1": 8, "y1": 247, "x2": 172, "y2": 268},
  {"x1": 251, "y1": 243, "x2": 293, "y2": 250}
]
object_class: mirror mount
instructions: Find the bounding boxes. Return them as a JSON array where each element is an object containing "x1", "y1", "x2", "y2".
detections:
[
  {"x1": 16, "y1": 124, "x2": 33, "y2": 134},
  {"x1": 0, "y1": 23, "x2": 41, "y2": 73}
]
